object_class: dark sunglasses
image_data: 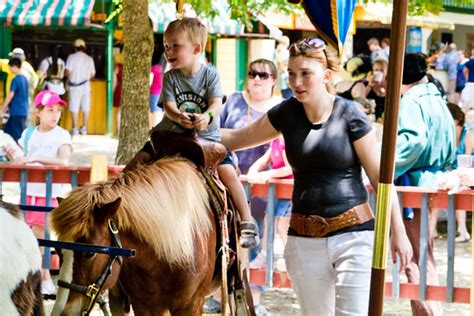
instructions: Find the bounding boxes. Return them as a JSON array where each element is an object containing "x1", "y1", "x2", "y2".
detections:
[{"x1": 247, "y1": 71, "x2": 272, "y2": 80}]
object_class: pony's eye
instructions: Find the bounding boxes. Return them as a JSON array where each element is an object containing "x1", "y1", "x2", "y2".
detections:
[{"x1": 83, "y1": 252, "x2": 96, "y2": 259}]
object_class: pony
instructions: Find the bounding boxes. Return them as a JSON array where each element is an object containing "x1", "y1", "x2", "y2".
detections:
[
  {"x1": 0, "y1": 202, "x2": 44, "y2": 316},
  {"x1": 50, "y1": 157, "x2": 220, "y2": 315}
]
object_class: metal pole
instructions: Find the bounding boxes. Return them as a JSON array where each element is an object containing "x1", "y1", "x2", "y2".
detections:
[
  {"x1": 369, "y1": 0, "x2": 408, "y2": 314},
  {"x1": 105, "y1": 15, "x2": 114, "y2": 134}
]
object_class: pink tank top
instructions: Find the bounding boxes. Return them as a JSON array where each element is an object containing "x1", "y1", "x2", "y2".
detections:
[{"x1": 271, "y1": 138, "x2": 293, "y2": 179}]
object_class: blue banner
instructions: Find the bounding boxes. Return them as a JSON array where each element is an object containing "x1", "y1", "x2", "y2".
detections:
[{"x1": 300, "y1": 0, "x2": 356, "y2": 55}]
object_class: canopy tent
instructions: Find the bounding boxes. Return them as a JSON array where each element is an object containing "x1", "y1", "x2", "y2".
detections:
[{"x1": 0, "y1": 0, "x2": 95, "y2": 27}]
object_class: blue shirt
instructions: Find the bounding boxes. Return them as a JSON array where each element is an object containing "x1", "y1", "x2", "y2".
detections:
[
  {"x1": 395, "y1": 82, "x2": 456, "y2": 187},
  {"x1": 443, "y1": 50, "x2": 459, "y2": 80},
  {"x1": 9, "y1": 74, "x2": 29, "y2": 117},
  {"x1": 220, "y1": 92, "x2": 270, "y2": 173},
  {"x1": 465, "y1": 58, "x2": 474, "y2": 83}
]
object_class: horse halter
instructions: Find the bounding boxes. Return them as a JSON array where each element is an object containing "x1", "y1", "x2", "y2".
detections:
[{"x1": 57, "y1": 219, "x2": 124, "y2": 316}]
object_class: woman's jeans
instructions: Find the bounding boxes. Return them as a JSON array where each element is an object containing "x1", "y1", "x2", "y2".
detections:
[{"x1": 285, "y1": 231, "x2": 374, "y2": 315}]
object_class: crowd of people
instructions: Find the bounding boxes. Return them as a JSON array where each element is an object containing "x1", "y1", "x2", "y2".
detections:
[
  {"x1": 0, "y1": 40, "x2": 96, "y2": 138},
  {"x1": 1, "y1": 16, "x2": 473, "y2": 315}
]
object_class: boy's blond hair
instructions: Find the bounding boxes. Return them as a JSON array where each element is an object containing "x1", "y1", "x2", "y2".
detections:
[{"x1": 165, "y1": 17, "x2": 208, "y2": 49}]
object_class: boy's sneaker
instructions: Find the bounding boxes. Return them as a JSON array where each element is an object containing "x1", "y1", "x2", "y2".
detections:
[
  {"x1": 248, "y1": 251, "x2": 267, "y2": 270},
  {"x1": 203, "y1": 297, "x2": 221, "y2": 314},
  {"x1": 80, "y1": 127, "x2": 87, "y2": 135},
  {"x1": 239, "y1": 220, "x2": 259, "y2": 249},
  {"x1": 41, "y1": 278, "x2": 57, "y2": 299},
  {"x1": 71, "y1": 128, "x2": 79, "y2": 136}
]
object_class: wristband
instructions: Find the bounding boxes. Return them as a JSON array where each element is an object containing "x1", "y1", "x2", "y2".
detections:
[{"x1": 207, "y1": 111, "x2": 214, "y2": 124}]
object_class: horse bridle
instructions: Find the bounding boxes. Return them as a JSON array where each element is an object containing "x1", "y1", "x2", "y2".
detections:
[{"x1": 57, "y1": 219, "x2": 124, "y2": 316}]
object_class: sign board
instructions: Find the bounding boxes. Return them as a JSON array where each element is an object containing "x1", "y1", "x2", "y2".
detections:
[{"x1": 407, "y1": 27, "x2": 422, "y2": 53}]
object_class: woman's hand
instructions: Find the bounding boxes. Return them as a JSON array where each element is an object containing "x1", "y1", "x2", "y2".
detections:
[{"x1": 390, "y1": 229, "x2": 413, "y2": 272}]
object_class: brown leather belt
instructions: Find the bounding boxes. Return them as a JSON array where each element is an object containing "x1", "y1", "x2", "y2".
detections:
[{"x1": 290, "y1": 203, "x2": 374, "y2": 238}]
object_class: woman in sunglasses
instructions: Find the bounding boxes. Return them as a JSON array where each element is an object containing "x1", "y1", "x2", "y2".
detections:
[
  {"x1": 219, "y1": 58, "x2": 282, "y2": 311},
  {"x1": 222, "y1": 38, "x2": 413, "y2": 315}
]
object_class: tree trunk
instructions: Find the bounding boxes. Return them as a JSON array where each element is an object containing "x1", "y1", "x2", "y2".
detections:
[{"x1": 115, "y1": 0, "x2": 153, "y2": 164}]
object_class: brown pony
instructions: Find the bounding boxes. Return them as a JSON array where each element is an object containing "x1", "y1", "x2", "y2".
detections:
[{"x1": 50, "y1": 157, "x2": 219, "y2": 315}]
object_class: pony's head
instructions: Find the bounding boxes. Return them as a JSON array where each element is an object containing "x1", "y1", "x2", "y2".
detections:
[
  {"x1": 50, "y1": 158, "x2": 212, "y2": 315},
  {"x1": 52, "y1": 190, "x2": 124, "y2": 315}
]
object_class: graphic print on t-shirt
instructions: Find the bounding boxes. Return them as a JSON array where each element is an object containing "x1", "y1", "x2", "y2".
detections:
[{"x1": 175, "y1": 90, "x2": 207, "y2": 114}]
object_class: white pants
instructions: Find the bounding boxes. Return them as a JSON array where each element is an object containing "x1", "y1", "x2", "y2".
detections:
[{"x1": 284, "y1": 231, "x2": 374, "y2": 316}]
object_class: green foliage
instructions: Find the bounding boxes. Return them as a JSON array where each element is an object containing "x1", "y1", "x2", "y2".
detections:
[
  {"x1": 105, "y1": 0, "x2": 123, "y2": 23},
  {"x1": 105, "y1": 0, "x2": 470, "y2": 26},
  {"x1": 407, "y1": 0, "x2": 444, "y2": 15},
  {"x1": 362, "y1": 0, "x2": 473, "y2": 15},
  {"x1": 105, "y1": 0, "x2": 301, "y2": 26}
]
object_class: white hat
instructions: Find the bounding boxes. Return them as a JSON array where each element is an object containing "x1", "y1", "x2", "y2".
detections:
[
  {"x1": 9, "y1": 47, "x2": 25, "y2": 57},
  {"x1": 74, "y1": 38, "x2": 86, "y2": 47}
]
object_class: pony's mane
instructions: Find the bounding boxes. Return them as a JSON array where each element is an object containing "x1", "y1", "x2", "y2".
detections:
[{"x1": 50, "y1": 157, "x2": 212, "y2": 266}]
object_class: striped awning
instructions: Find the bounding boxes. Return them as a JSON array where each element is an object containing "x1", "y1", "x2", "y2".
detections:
[
  {"x1": 0, "y1": 0, "x2": 95, "y2": 27},
  {"x1": 148, "y1": 2, "x2": 245, "y2": 36}
]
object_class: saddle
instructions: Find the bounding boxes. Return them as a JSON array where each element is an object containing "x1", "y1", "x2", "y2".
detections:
[{"x1": 149, "y1": 129, "x2": 227, "y2": 173}]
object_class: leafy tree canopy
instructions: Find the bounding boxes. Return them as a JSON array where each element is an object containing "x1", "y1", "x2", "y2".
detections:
[{"x1": 107, "y1": 0, "x2": 474, "y2": 26}]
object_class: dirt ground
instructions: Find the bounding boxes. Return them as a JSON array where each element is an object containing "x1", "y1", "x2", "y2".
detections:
[{"x1": 15, "y1": 135, "x2": 471, "y2": 315}]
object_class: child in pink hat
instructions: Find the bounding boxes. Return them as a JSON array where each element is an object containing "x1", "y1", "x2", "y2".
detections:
[{"x1": 6, "y1": 89, "x2": 73, "y2": 297}]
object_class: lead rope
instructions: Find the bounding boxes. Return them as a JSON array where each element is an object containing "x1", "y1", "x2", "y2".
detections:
[{"x1": 198, "y1": 166, "x2": 229, "y2": 315}]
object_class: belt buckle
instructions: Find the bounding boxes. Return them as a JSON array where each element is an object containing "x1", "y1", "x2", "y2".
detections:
[{"x1": 307, "y1": 215, "x2": 330, "y2": 237}]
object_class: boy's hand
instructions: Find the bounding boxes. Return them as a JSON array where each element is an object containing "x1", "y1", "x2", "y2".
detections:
[
  {"x1": 193, "y1": 113, "x2": 211, "y2": 131},
  {"x1": 176, "y1": 112, "x2": 195, "y2": 129}
]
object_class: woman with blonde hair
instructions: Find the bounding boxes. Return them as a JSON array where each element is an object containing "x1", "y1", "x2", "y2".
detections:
[{"x1": 222, "y1": 38, "x2": 412, "y2": 315}]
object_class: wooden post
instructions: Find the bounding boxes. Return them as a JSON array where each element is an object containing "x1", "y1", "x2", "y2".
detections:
[
  {"x1": 369, "y1": 0, "x2": 409, "y2": 315},
  {"x1": 90, "y1": 155, "x2": 109, "y2": 183}
]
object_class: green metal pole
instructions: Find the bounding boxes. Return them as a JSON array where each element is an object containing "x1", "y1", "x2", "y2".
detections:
[
  {"x1": 235, "y1": 38, "x2": 248, "y2": 91},
  {"x1": 106, "y1": 23, "x2": 114, "y2": 134}
]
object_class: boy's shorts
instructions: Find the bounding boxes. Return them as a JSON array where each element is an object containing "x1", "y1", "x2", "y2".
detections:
[
  {"x1": 275, "y1": 199, "x2": 292, "y2": 218},
  {"x1": 220, "y1": 151, "x2": 235, "y2": 166},
  {"x1": 25, "y1": 196, "x2": 59, "y2": 227}
]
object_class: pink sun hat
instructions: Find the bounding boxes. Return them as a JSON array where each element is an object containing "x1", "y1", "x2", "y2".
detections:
[{"x1": 33, "y1": 90, "x2": 67, "y2": 108}]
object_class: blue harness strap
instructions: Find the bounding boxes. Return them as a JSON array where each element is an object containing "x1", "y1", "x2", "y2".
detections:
[{"x1": 395, "y1": 166, "x2": 443, "y2": 220}]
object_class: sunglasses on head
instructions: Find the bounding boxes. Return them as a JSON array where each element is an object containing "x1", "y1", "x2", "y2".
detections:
[
  {"x1": 291, "y1": 37, "x2": 326, "y2": 52},
  {"x1": 247, "y1": 71, "x2": 271, "y2": 80},
  {"x1": 304, "y1": 38, "x2": 326, "y2": 49}
]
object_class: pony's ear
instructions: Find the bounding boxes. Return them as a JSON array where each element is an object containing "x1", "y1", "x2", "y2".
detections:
[
  {"x1": 57, "y1": 197, "x2": 63, "y2": 204},
  {"x1": 94, "y1": 197, "x2": 122, "y2": 222}
]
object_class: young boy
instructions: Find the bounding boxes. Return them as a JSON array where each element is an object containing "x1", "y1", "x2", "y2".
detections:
[
  {"x1": 157, "y1": 17, "x2": 258, "y2": 248},
  {"x1": 0, "y1": 57, "x2": 29, "y2": 142},
  {"x1": 5, "y1": 90, "x2": 72, "y2": 296}
]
